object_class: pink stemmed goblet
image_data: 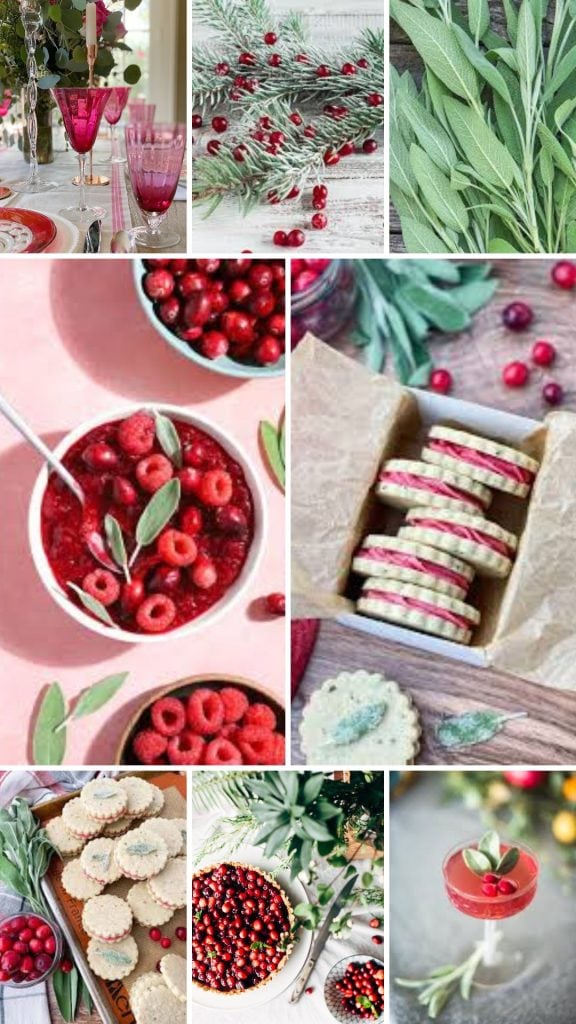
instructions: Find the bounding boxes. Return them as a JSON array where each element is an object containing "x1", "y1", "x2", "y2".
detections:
[
  {"x1": 102, "y1": 86, "x2": 131, "y2": 165},
  {"x1": 53, "y1": 86, "x2": 112, "y2": 223},
  {"x1": 125, "y1": 122, "x2": 186, "y2": 249},
  {"x1": 128, "y1": 102, "x2": 156, "y2": 124}
]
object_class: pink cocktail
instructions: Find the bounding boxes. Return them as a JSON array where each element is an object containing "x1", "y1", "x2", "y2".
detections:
[
  {"x1": 125, "y1": 123, "x2": 185, "y2": 248},
  {"x1": 53, "y1": 87, "x2": 112, "y2": 223},
  {"x1": 103, "y1": 86, "x2": 131, "y2": 165}
]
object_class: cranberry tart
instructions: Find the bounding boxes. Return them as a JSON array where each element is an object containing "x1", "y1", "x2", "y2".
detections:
[{"x1": 192, "y1": 862, "x2": 295, "y2": 993}]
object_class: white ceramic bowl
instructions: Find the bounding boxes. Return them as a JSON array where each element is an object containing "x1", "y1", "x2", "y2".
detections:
[{"x1": 28, "y1": 403, "x2": 266, "y2": 643}]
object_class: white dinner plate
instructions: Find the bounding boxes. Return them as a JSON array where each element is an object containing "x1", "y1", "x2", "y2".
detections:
[
  {"x1": 45, "y1": 212, "x2": 81, "y2": 253},
  {"x1": 192, "y1": 843, "x2": 314, "y2": 1009}
]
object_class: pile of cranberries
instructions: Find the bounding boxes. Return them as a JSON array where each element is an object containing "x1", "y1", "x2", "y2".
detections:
[
  {"x1": 290, "y1": 257, "x2": 332, "y2": 296},
  {"x1": 140, "y1": 258, "x2": 285, "y2": 368},
  {"x1": 0, "y1": 915, "x2": 60, "y2": 986},
  {"x1": 333, "y1": 959, "x2": 384, "y2": 1020},
  {"x1": 192, "y1": 863, "x2": 293, "y2": 992},
  {"x1": 480, "y1": 872, "x2": 518, "y2": 897}
]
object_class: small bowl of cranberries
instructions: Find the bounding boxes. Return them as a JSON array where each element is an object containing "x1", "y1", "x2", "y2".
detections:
[
  {"x1": 134, "y1": 258, "x2": 286, "y2": 379},
  {"x1": 325, "y1": 955, "x2": 385, "y2": 1023},
  {"x1": 0, "y1": 913, "x2": 63, "y2": 988}
]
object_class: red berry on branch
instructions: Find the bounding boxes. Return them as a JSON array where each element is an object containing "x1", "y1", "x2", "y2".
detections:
[
  {"x1": 287, "y1": 228, "x2": 305, "y2": 247},
  {"x1": 232, "y1": 146, "x2": 245, "y2": 162},
  {"x1": 286, "y1": 186, "x2": 300, "y2": 199},
  {"x1": 502, "y1": 301, "x2": 533, "y2": 331},
  {"x1": 229, "y1": 88, "x2": 242, "y2": 100},
  {"x1": 366, "y1": 92, "x2": 384, "y2": 106},
  {"x1": 316, "y1": 65, "x2": 331, "y2": 77},
  {"x1": 268, "y1": 54, "x2": 282, "y2": 66},
  {"x1": 215, "y1": 62, "x2": 230, "y2": 75},
  {"x1": 323, "y1": 149, "x2": 340, "y2": 165},
  {"x1": 313, "y1": 197, "x2": 326, "y2": 210},
  {"x1": 314, "y1": 184, "x2": 328, "y2": 199},
  {"x1": 551, "y1": 260, "x2": 576, "y2": 289},
  {"x1": 312, "y1": 213, "x2": 327, "y2": 229},
  {"x1": 206, "y1": 139, "x2": 221, "y2": 155},
  {"x1": 266, "y1": 593, "x2": 286, "y2": 615},
  {"x1": 270, "y1": 130, "x2": 285, "y2": 144},
  {"x1": 429, "y1": 368, "x2": 453, "y2": 394},
  {"x1": 543, "y1": 381, "x2": 564, "y2": 405},
  {"x1": 295, "y1": 53, "x2": 310, "y2": 62},
  {"x1": 289, "y1": 111, "x2": 303, "y2": 125},
  {"x1": 211, "y1": 116, "x2": 228, "y2": 133},
  {"x1": 238, "y1": 52, "x2": 256, "y2": 66},
  {"x1": 303, "y1": 125, "x2": 316, "y2": 138},
  {"x1": 264, "y1": 31, "x2": 277, "y2": 44},
  {"x1": 341, "y1": 62, "x2": 356, "y2": 75},
  {"x1": 192, "y1": 114, "x2": 202, "y2": 129},
  {"x1": 234, "y1": 75, "x2": 247, "y2": 88},
  {"x1": 338, "y1": 141, "x2": 355, "y2": 156},
  {"x1": 363, "y1": 138, "x2": 378, "y2": 153},
  {"x1": 273, "y1": 230, "x2": 288, "y2": 247},
  {"x1": 531, "y1": 340, "x2": 556, "y2": 366},
  {"x1": 357, "y1": 57, "x2": 370, "y2": 68},
  {"x1": 502, "y1": 361, "x2": 529, "y2": 387}
]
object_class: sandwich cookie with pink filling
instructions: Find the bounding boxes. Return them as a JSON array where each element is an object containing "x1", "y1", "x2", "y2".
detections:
[
  {"x1": 376, "y1": 458, "x2": 491, "y2": 513},
  {"x1": 357, "y1": 579, "x2": 480, "y2": 645},
  {"x1": 399, "y1": 508, "x2": 518, "y2": 578},
  {"x1": 422, "y1": 426, "x2": 539, "y2": 498},
  {"x1": 352, "y1": 535, "x2": 475, "y2": 600}
]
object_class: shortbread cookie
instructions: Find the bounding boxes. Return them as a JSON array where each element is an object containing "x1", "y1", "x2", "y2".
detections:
[
  {"x1": 139, "y1": 818, "x2": 183, "y2": 858},
  {"x1": 87, "y1": 935, "x2": 138, "y2": 980},
  {"x1": 400, "y1": 507, "x2": 517, "y2": 578},
  {"x1": 104, "y1": 816, "x2": 134, "y2": 838},
  {"x1": 148, "y1": 857, "x2": 186, "y2": 909},
  {"x1": 45, "y1": 816, "x2": 86, "y2": 857},
  {"x1": 160, "y1": 954, "x2": 186, "y2": 1003},
  {"x1": 126, "y1": 881, "x2": 175, "y2": 927},
  {"x1": 81, "y1": 838, "x2": 123, "y2": 885},
  {"x1": 82, "y1": 895, "x2": 133, "y2": 943},
  {"x1": 171, "y1": 819, "x2": 187, "y2": 846},
  {"x1": 145, "y1": 786, "x2": 165, "y2": 817},
  {"x1": 117, "y1": 777, "x2": 156, "y2": 818},
  {"x1": 61, "y1": 858, "x2": 105, "y2": 901},
  {"x1": 134, "y1": 984, "x2": 186, "y2": 1024},
  {"x1": 376, "y1": 458, "x2": 491, "y2": 513},
  {"x1": 130, "y1": 973, "x2": 166, "y2": 1016},
  {"x1": 358, "y1": 578, "x2": 480, "y2": 644},
  {"x1": 115, "y1": 826, "x2": 169, "y2": 880},
  {"x1": 352, "y1": 534, "x2": 474, "y2": 599},
  {"x1": 300, "y1": 671, "x2": 421, "y2": 765},
  {"x1": 81, "y1": 778, "x2": 128, "y2": 822},
  {"x1": 422, "y1": 425, "x2": 539, "y2": 498},
  {"x1": 62, "y1": 798, "x2": 105, "y2": 840}
]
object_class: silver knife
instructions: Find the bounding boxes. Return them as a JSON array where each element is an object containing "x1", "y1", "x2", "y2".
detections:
[
  {"x1": 289, "y1": 874, "x2": 357, "y2": 1003},
  {"x1": 83, "y1": 219, "x2": 102, "y2": 253}
]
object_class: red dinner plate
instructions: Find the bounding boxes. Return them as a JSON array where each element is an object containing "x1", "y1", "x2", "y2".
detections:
[{"x1": 0, "y1": 208, "x2": 57, "y2": 253}]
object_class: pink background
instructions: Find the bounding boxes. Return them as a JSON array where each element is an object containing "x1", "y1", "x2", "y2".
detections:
[{"x1": 0, "y1": 259, "x2": 286, "y2": 765}]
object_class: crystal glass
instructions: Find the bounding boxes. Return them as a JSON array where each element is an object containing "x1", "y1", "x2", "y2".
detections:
[
  {"x1": 98, "y1": 86, "x2": 131, "y2": 165},
  {"x1": 128, "y1": 102, "x2": 156, "y2": 124},
  {"x1": 53, "y1": 87, "x2": 112, "y2": 223},
  {"x1": 443, "y1": 838, "x2": 539, "y2": 986},
  {"x1": 9, "y1": 0, "x2": 57, "y2": 193},
  {"x1": 125, "y1": 123, "x2": 186, "y2": 249}
]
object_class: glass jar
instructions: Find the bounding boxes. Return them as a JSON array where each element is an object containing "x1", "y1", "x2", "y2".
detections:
[
  {"x1": 0, "y1": 912, "x2": 63, "y2": 988},
  {"x1": 291, "y1": 260, "x2": 357, "y2": 346}
]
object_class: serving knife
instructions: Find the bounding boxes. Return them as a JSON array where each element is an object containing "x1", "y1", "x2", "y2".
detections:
[
  {"x1": 83, "y1": 218, "x2": 102, "y2": 253},
  {"x1": 289, "y1": 874, "x2": 357, "y2": 1003}
]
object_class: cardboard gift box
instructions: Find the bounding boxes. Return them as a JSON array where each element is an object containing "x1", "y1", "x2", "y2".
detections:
[{"x1": 292, "y1": 334, "x2": 576, "y2": 691}]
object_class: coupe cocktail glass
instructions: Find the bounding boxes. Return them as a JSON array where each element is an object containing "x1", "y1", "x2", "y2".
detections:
[
  {"x1": 99, "y1": 86, "x2": 131, "y2": 165},
  {"x1": 125, "y1": 123, "x2": 185, "y2": 248},
  {"x1": 443, "y1": 837, "x2": 539, "y2": 985},
  {"x1": 52, "y1": 87, "x2": 112, "y2": 223},
  {"x1": 9, "y1": 0, "x2": 57, "y2": 193}
]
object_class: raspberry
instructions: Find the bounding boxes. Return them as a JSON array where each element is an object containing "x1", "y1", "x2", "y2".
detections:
[
  {"x1": 243, "y1": 703, "x2": 277, "y2": 730},
  {"x1": 133, "y1": 729, "x2": 168, "y2": 764},
  {"x1": 220, "y1": 724, "x2": 242, "y2": 743},
  {"x1": 117, "y1": 412, "x2": 155, "y2": 456},
  {"x1": 204, "y1": 737, "x2": 243, "y2": 765},
  {"x1": 237, "y1": 725, "x2": 276, "y2": 764},
  {"x1": 187, "y1": 688, "x2": 225, "y2": 735},
  {"x1": 167, "y1": 731, "x2": 205, "y2": 765},
  {"x1": 269, "y1": 732, "x2": 285, "y2": 764},
  {"x1": 136, "y1": 454, "x2": 174, "y2": 494},
  {"x1": 198, "y1": 469, "x2": 233, "y2": 507},
  {"x1": 158, "y1": 529, "x2": 198, "y2": 567},
  {"x1": 151, "y1": 696, "x2": 186, "y2": 737},
  {"x1": 82, "y1": 569, "x2": 120, "y2": 607},
  {"x1": 219, "y1": 687, "x2": 249, "y2": 723},
  {"x1": 181, "y1": 506, "x2": 204, "y2": 536},
  {"x1": 136, "y1": 594, "x2": 177, "y2": 633}
]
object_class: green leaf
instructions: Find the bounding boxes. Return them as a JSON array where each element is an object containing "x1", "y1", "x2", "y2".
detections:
[
  {"x1": 436, "y1": 709, "x2": 527, "y2": 748},
  {"x1": 462, "y1": 848, "x2": 492, "y2": 876},
  {"x1": 537, "y1": 123, "x2": 576, "y2": 181},
  {"x1": 321, "y1": 702, "x2": 388, "y2": 748},
  {"x1": 390, "y1": 1, "x2": 479, "y2": 104},
  {"x1": 410, "y1": 145, "x2": 469, "y2": 232},
  {"x1": 516, "y1": 0, "x2": 537, "y2": 85},
  {"x1": 400, "y1": 216, "x2": 451, "y2": 253},
  {"x1": 502, "y1": 0, "x2": 519, "y2": 43},
  {"x1": 497, "y1": 847, "x2": 520, "y2": 874},
  {"x1": 135, "y1": 478, "x2": 181, "y2": 548},
  {"x1": 67, "y1": 582, "x2": 115, "y2": 627},
  {"x1": 451, "y1": 25, "x2": 513, "y2": 104},
  {"x1": 468, "y1": 0, "x2": 490, "y2": 42},
  {"x1": 32, "y1": 683, "x2": 67, "y2": 766},
  {"x1": 398, "y1": 282, "x2": 470, "y2": 331},
  {"x1": 399, "y1": 94, "x2": 457, "y2": 173},
  {"x1": 443, "y1": 97, "x2": 522, "y2": 189},
  {"x1": 302, "y1": 773, "x2": 325, "y2": 805},
  {"x1": 154, "y1": 412, "x2": 182, "y2": 469},
  {"x1": 37, "y1": 74, "x2": 61, "y2": 90},
  {"x1": 390, "y1": 127, "x2": 418, "y2": 196},
  {"x1": 72, "y1": 673, "x2": 128, "y2": 720},
  {"x1": 447, "y1": 278, "x2": 498, "y2": 313},
  {"x1": 259, "y1": 420, "x2": 285, "y2": 489},
  {"x1": 104, "y1": 515, "x2": 129, "y2": 576},
  {"x1": 488, "y1": 237, "x2": 520, "y2": 252},
  {"x1": 300, "y1": 817, "x2": 334, "y2": 842},
  {"x1": 478, "y1": 830, "x2": 500, "y2": 865}
]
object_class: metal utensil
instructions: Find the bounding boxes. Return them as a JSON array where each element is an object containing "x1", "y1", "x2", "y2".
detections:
[
  {"x1": 289, "y1": 875, "x2": 357, "y2": 1003},
  {"x1": 83, "y1": 218, "x2": 102, "y2": 253},
  {"x1": 0, "y1": 393, "x2": 85, "y2": 504}
]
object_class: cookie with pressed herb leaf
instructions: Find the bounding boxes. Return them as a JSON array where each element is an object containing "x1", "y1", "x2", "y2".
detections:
[
  {"x1": 300, "y1": 670, "x2": 421, "y2": 765},
  {"x1": 87, "y1": 935, "x2": 138, "y2": 980},
  {"x1": 45, "y1": 815, "x2": 86, "y2": 857},
  {"x1": 62, "y1": 797, "x2": 106, "y2": 840},
  {"x1": 376, "y1": 458, "x2": 491, "y2": 513},
  {"x1": 61, "y1": 858, "x2": 105, "y2": 901},
  {"x1": 127, "y1": 881, "x2": 175, "y2": 928},
  {"x1": 80, "y1": 838, "x2": 123, "y2": 885},
  {"x1": 115, "y1": 825, "x2": 169, "y2": 880},
  {"x1": 117, "y1": 776, "x2": 156, "y2": 818},
  {"x1": 147, "y1": 856, "x2": 186, "y2": 909},
  {"x1": 80, "y1": 778, "x2": 128, "y2": 822},
  {"x1": 358, "y1": 578, "x2": 480, "y2": 644},
  {"x1": 400, "y1": 507, "x2": 517, "y2": 578},
  {"x1": 139, "y1": 818, "x2": 183, "y2": 858},
  {"x1": 82, "y1": 894, "x2": 133, "y2": 943},
  {"x1": 352, "y1": 534, "x2": 474, "y2": 599},
  {"x1": 422, "y1": 426, "x2": 539, "y2": 498}
]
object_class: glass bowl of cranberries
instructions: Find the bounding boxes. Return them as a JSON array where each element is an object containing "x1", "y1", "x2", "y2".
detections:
[
  {"x1": 0, "y1": 913, "x2": 63, "y2": 988},
  {"x1": 28, "y1": 404, "x2": 266, "y2": 643},
  {"x1": 324, "y1": 955, "x2": 385, "y2": 1023},
  {"x1": 133, "y1": 258, "x2": 286, "y2": 379}
]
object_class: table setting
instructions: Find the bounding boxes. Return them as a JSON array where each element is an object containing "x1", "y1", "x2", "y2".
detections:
[{"x1": 0, "y1": 0, "x2": 187, "y2": 254}]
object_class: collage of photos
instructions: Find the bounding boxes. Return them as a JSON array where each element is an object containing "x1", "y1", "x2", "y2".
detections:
[{"x1": 2, "y1": 1, "x2": 576, "y2": 1024}]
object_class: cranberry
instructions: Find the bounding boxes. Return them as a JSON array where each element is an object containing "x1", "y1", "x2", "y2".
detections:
[
  {"x1": 266, "y1": 592, "x2": 285, "y2": 615},
  {"x1": 238, "y1": 52, "x2": 256, "y2": 66},
  {"x1": 206, "y1": 139, "x2": 221, "y2": 155},
  {"x1": 482, "y1": 873, "x2": 499, "y2": 884},
  {"x1": 532, "y1": 340, "x2": 556, "y2": 366},
  {"x1": 158, "y1": 296, "x2": 181, "y2": 326},
  {"x1": 289, "y1": 111, "x2": 303, "y2": 125},
  {"x1": 113, "y1": 477, "x2": 138, "y2": 506},
  {"x1": 268, "y1": 53, "x2": 282, "y2": 67},
  {"x1": 551, "y1": 260, "x2": 576, "y2": 289},
  {"x1": 83, "y1": 442, "x2": 118, "y2": 471},
  {"x1": 215, "y1": 62, "x2": 229, "y2": 75},
  {"x1": 1, "y1": 951, "x2": 21, "y2": 973},
  {"x1": 341, "y1": 62, "x2": 356, "y2": 74},
  {"x1": 287, "y1": 228, "x2": 305, "y2": 247},
  {"x1": 273, "y1": 230, "x2": 288, "y2": 247},
  {"x1": 362, "y1": 138, "x2": 378, "y2": 153},
  {"x1": 497, "y1": 879, "x2": 518, "y2": 895},
  {"x1": 316, "y1": 65, "x2": 331, "y2": 77},
  {"x1": 339, "y1": 142, "x2": 355, "y2": 157},
  {"x1": 305, "y1": 986, "x2": 314, "y2": 994},
  {"x1": 543, "y1": 381, "x2": 564, "y2": 405},
  {"x1": 176, "y1": 926, "x2": 187, "y2": 941},
  {"x1": 323, "y1": 149, "x2": 340, "y2": 166},
  {"x1": 502, "y1": 361, "x2": 529, "y2": 387},
  {"x1": 371, "y1": 935, "x2": 383, "y2": 945},
  {"x1": 429, "y1": 368, "x2": 453, "y2": 394},
  {"x1": 178, "y1": 271, "x2": 208, "y2": 297},
  {"x1": 192, "y1": 114, "x2": 203, "y2": 129},
  {"x1": 202, "y1": 331, "x2": 229, "y2": 359},
  {"x1": 183, "y1": 292, "x2": 212, "y2": 328},
  {"x1": 20, "y1": 955, "x2": 35, "y2": 975},
  {"x1": 144, "y1": 269, "x2": 174, "y2": 301},
  {"x1": 28, "y1": 938, "x2": 44, "y2": 955},
  {"x1": 149, "y1": 566, "x2": 182, "y2": 595},
  {"x1": 215, "y1": 505, "x2": 248, "y2": 534},
  {"x1": 481, "y1": 882, "x2": 498, "y2": 897},
  {"x1": 264, "y1": 31, "x2": 277, "y2": 44},
  {"x1": 43, "y1": 935, "x2": 57, "y2": 955},
  {"x1": 502, "y1": 301, "x2": 533, "y2": 331},
  {"x1": 121, "y1": 578, "x2": 145, "y2": 614},
  {"x1": 369, "y1": 917, "x2": 382, "y2": 929},
  {"x1": 256, "y1": 336, "x2": 282, "y2": 364},
  {"x1": 212, "y1": 116, "x2": 228, "y2": 133},
  {"x1": 58, "y1": 957, "x2": 73, "y2": 973},
  {"x1": 149, "y1": 928, "x2": 162, "y2": 942},
  {"x1": 358, "y1": 58, "x2": 369, "y2": 68},
  {"x1": 367, "y1": 92, "x2": 384, "y2": 106},
  {"x1": 311, "y1": 213, "x2": 327, "y2": 230}
]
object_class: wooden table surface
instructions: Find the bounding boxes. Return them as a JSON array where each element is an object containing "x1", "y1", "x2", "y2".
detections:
[
  {"x1": 192, "y1": 0, "x2": 385, "y2": 254},
  {"x1": 292, "y1": 258, "x2": 576, "y2": 765}
]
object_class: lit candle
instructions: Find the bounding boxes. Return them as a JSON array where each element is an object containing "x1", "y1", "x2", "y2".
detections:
[{"x1": 85, "y1": 2, "x2": 97, "y2": 47}]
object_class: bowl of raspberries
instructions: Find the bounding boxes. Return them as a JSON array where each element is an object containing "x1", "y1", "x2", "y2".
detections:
[
  {"x1": 118, "y1": 675, "x2": 285, "y2": 766},
  {"x1": 134, "y1": 258, "x2": 286, "y2": 379}
]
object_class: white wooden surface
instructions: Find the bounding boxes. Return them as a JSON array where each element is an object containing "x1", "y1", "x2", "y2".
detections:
[{"x1": 191, "y1": 0, "x2": 385, "y2": 255}]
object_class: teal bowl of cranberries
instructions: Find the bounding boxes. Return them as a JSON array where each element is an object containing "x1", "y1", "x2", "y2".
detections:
[{"x1": 133, "y1": 258, "x2": 286, "y2": 379}]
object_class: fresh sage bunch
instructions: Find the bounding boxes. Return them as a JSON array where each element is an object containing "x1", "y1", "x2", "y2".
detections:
[{"x1": 391, "y1": 0, "x2": 576, "y2": 253}]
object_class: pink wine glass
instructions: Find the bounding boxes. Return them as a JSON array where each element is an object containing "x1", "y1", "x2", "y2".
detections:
[
  {"x1": 125, "y1": 123, "x2": 186, "y2": 249},
  {"x1": 128, "y1": 102, "x2": 156, "y2": 124},
  {"x1": 53, "y1": 87, "x2": 112, "y2": 223},
  {"x1": 100, "y1": 86, "x2": 131, "y2": 165}
]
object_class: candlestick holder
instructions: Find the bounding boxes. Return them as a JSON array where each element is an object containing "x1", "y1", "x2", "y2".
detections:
[
  {"x1": 73, "y1": 43, "x2": 110, "y2": 187},
  {"x1": 9, "y1": 0, "x2": 58, "y2": 194}
]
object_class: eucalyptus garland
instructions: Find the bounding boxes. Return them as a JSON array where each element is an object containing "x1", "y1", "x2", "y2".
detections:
[{"x1": 391, "y1": 0, "x2": 576, "y2": 253}]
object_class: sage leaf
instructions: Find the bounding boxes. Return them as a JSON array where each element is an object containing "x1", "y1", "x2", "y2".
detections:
[
  {"x1": 85, "y1": 529, "x2": 120, "y2": 574},
  {"x1": 390, "y1": 0, "x2": 479, "y2": 104},
  {"x1": 390, "y1": 127, "x2": 418, "y2": 195},
  {"x1": 516, "y1": 0, "x2": 537, "y2": 85},
  {"x1": 400, "y1": 217, "x2": 451, "y2": 253},
  {"x1": 322, "y1": 702, "x2": 388, "y2": 748},
  {"x1": 488, "y1": 238, "x2": 520, "y2": 252},
  {"x1": 446, "y1": 278, "x2": 499, "y2": 313},
  {"x1": 547, "y1": 49, "x2": 576, "y2": 98},
  {"x1": 72, "y1": 672, "x2": 129, "y2": 720},
  {"x1": 443, "y1": 97, "x2": 522, "y2": 189},
  {"x1": 409, "y1": 145, "x2": 469, "y2": 231},
  {"x1": 67, "y1": 582, "x2": 115, "y2": 627},
  {"x1": 260, "y1": 420, "x2": 285, "y2": 489},
  {"x1": 537, "y1": 123, "x2": 576, "y2": 181},
  {"x1": 33, "y1": 682, "x2": 67, "y2": 765},
  {"x1": 436, "y1": 709, "x2": 527, "y2": 748},
  {"x1": 400, "y1": 94, "x2": 457, "y2": 172},
  {"x1": 452, "y1": 25, "x2": 513, "y2": 104},
  {"x1": 502, "y1": 0, "x2": 519, "y2": 43},
  {"x1": 104, "y1": 514, "x2": 129, "y2": 577},
  {"x1": 398, "y1": 282, "x2": 470, "y2": 331},
  {"x1": 462, "y1": 848, "x2": 492, "y2": 876},
  {"x1": 478, "y1": 830, "x2": 500, "y2": 865},
  {"x1": 135, "y1": 478, "x2": 181, "y2": 548},
  {"x1": 468, "y1": 0, "x2": 490, "y2": 44},
  {"x1": 497, "y1": 847, "x2": 520, "y2": 874},
  {"x1": 154, "y1": 411, "x2": 182, "y2": 469}
]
